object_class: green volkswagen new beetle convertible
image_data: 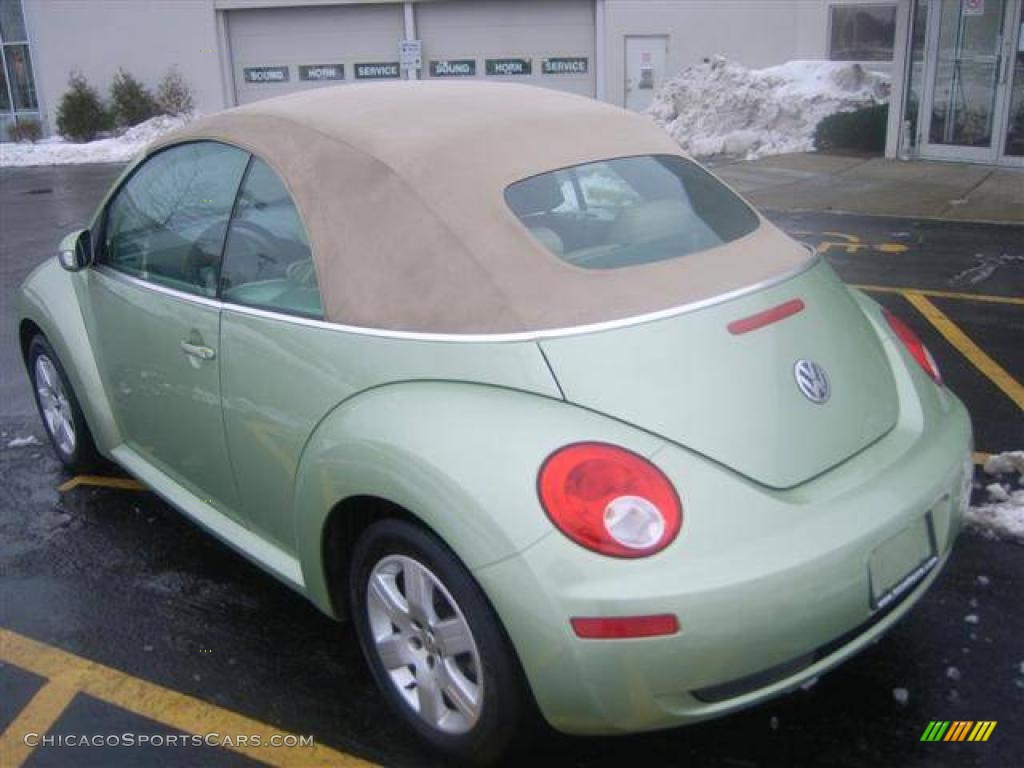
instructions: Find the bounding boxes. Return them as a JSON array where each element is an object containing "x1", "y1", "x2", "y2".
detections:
[{"x1": 18, "y1": 82, "x2": 973, "y2": 763}]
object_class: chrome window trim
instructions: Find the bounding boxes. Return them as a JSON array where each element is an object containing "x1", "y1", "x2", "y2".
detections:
[
  {"x1": 93, "y1": 249, "x2": 820, "y2": 343},
  {"x1": 94, "y1": 265, "x2": 223, "y2": 309}
]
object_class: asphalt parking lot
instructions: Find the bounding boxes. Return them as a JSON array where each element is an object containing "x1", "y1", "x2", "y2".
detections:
[{"x1": 1, "y1": 163, "x2": 1022, "y2": 768}]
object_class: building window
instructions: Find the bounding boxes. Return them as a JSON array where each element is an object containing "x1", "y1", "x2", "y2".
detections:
[
  {"x1": 829, "y1": 4, "x2": 898, "y2": 62},
  {"x1": 0, "y1": 0, "x2": 40, "y2": 141}
]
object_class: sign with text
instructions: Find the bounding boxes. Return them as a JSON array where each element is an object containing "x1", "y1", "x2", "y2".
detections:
[
  {"x1": 963, "y1": 0, "x2": 985, "y2": 15},
  {"x1": 430, "y1": 59, "x2": 477, "y2": 77},
  {"x1": 400, "y1": 40, "x2": 422, "y2": 70},
  {"x1": 354, "y1": 62, "x2": 401, "y2": 80},
  {"x1": 542, "y1": 57, "x2": 588, "y2": 75},
  {"x1": 299, "y1": 64, "x2": 344, "y2": 81},
  {"x1": 486, "y1": 58, "x2": 532, "y2": 76},
  {"x1": 243, "y1": 66, "x2": 289, "y2": 84}
]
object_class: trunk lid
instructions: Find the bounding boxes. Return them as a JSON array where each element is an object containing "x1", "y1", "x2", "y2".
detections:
[{"x1": 540, "y1": 261, "x2": 898, "y2": 489}]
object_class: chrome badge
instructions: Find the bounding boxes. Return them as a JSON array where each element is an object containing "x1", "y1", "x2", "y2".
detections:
[{"x1": 794, "y1": 360, "x2": 830, "y2": 404}]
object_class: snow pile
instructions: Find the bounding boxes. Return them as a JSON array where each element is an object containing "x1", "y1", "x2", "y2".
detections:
[
  {"x1": 648, "y1": 57, "x2": 890, "y2": 160},
  {"x1": 0, "y1": 113, "x2": 195, "y2": 168},
  {"x1": 966, "y1": 451, "x2": 1024, "y2": 543}
]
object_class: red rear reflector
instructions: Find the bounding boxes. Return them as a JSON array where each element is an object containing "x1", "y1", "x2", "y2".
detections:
[
  {"x1": 571, "y1": 614, "x2": 680, "y2": 639},
  {"x1": 728, "y1": 299, "x2": 805, "y2": 335}
]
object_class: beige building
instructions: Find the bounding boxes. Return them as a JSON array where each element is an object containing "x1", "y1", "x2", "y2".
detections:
[{"x1": 4, "y1": 0, "x2": 1022, "y2": 166}]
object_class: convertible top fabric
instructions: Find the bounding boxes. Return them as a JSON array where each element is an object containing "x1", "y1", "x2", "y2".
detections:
[{"x1": 151, "y1": 82, "x2": 810, "y2": 334}]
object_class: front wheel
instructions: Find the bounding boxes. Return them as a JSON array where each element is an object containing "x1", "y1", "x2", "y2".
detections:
[
  {"x1": 27, "y1": 335, "x2": 100, "y2": 472},
  {"x1": 349, "y1": 518, "x2": 533, "y2": 765}
]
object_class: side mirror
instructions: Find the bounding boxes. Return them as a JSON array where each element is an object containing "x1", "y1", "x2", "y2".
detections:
[{"x1": 57, "y1": 229, "x2": 92, "y2": 272}]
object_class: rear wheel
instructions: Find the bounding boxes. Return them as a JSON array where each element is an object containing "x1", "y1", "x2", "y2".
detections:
[
  {"x1": 28, "y1": 335, "x2": 100, "y2": 472},
  {"x1": 349, "y1": 518, "x2": 532, "y2": 765}
]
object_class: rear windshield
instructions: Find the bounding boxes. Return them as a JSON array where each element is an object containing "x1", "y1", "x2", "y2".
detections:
[{"x1": 504, "y1": 155, "x2": 760, "y2": 270}]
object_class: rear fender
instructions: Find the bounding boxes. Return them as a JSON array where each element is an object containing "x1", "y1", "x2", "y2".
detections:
[{"x1": 292, "y1": 381, "x2": 665, "y2": 617}]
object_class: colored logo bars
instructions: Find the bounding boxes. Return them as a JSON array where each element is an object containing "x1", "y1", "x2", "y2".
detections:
[{"x1": 920, "y1": 721, "x2": 997, "y2": 742}]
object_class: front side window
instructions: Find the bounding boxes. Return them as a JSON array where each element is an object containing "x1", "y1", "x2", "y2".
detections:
[
  {"x1": 219, "y1": 158, "x2": 322, "y2": 319},
  {"x1": 101, "y1": 142, "x2": 250, "y2": 296},
  {"x1": 505, "y1": 155, "x2": 759, "y2": 270},
  {"x1": 829, "y1": 4, "x2": 897, "y2": 62}
]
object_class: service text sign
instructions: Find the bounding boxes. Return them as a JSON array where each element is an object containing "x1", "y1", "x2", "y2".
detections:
[
  {"x1": 542, "y1": 57, "x2": 588, "y2": 75},
  {"x1": 355, "y1": 62, "x2": 401, "y2": 80}
]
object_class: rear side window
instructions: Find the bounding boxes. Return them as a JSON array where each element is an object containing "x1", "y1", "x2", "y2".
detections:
[
  {"x1": 219, "y1": 158, "x2": 323, "y2": 319},
  {"x1": 504, "y1": 155, "x2": 760, "y2": 270},
  {"x1": 102, "y1": 141, "x2": 250, "y2": 296}
]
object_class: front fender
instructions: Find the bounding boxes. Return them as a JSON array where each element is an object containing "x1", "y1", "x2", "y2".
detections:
[
  {"x1": 17, "y1": 260, "x2": 121, "y2": 453},
  {"x1": 293, "y1": 381, "x2": 666, "y2": 617}
]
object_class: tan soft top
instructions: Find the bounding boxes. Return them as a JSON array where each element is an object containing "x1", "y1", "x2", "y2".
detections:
[{"x1": 152, "y1": 82, "x2": 809, "y2": 335}]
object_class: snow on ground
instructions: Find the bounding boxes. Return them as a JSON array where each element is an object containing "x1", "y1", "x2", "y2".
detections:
[
  {"x1": 965, "y1": 451, "x2": 1024, "y2": 543},
  {"x1": 6, "y1": 435, "x2": 40, "y2": 448},
  {"x1": 648, "y1": 57, "x2": 890, "y2": 160},
  {"x1": 0, "y1": 114, "x2": 194, "y2": 168}
]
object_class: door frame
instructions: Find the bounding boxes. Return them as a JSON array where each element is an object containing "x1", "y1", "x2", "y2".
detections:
[
  {"x1": 996, "y1": 0, "x2": 1024, "y2": 164},
  {"x1": 917, "y1": 0, "x2": 1024, "y2": 165}
]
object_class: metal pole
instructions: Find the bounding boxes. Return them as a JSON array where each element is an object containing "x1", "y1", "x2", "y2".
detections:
[
  {"x1": 404, "y1": 2, "x2": 418, "y2": 81},
  {"x1": 595, "y1": 0, "x2": 607, "y2": 101}
]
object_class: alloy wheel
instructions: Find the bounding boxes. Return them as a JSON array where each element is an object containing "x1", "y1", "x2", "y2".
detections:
[
  {"x1": 34, "y1": 354, "x2": 76, "y2": 457},
  {"x1": 366, "y1": 554, "x2": 484, "y2": 734}
]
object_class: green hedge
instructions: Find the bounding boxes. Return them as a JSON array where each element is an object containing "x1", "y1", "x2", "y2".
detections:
[
  {"x1": 56, "y1": 73, "x2": 112, "y2": 142},
  {"x1": 814, "y1": 104, "x2": 889, "y2": 153}
]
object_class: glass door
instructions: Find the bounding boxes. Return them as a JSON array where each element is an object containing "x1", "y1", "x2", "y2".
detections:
[
  {"x1": 918, "y1": 0, "x2": 1016, "y2": 162},
  {"x1": 998, "y1": 1, "x2": 1024, "y2": 162}
]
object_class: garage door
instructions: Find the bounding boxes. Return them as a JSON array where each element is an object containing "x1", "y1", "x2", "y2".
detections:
[
  {"x1": 228, "y1": 4, "x2": 405, "y2": 105},
  {"x1": 417, "y1": 0, "x2": 595, "y2": 97}
]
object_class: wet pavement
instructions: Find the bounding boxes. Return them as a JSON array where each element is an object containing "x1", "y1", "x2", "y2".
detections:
[{"x1": 1, "y1": 164, "x2": 1022, "y2": 767}]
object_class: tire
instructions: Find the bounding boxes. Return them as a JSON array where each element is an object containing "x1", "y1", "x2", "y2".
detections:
[
  {"x1": 27, "y1": 334, "x2": 101, "y2": 472},
  {"x1": 350, "y1": 518, "x2": 533, "y2": 765}
]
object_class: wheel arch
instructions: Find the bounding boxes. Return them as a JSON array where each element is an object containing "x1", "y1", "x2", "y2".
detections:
[
  {"x1": 321, "y1": 494, "x2": 419, "y2": 620},
  {"x1": 19, "y1": 318, "x2": 44, "y2": 365},
  {"x1": 17, "y1": 260, "x2": 122, "y2": 453}
]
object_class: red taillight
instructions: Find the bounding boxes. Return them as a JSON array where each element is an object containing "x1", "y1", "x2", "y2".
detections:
[
  {"x1": 883, "y1": 309, "x2": 942, "y2": 384},
  {"x1": 537, "y1": 442, "x2": 682, "y2": 558},
  {"x1": 571, "y1": 614, "x2": 680, "y2": 639}
]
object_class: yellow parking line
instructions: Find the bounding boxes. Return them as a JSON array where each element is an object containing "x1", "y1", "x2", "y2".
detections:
[
  {"x1": 903, "y1": 291, "x2": 1024, "y2": 410},
  {"x1": 0, "y1": 679, "x2": 79, "y2": 767},
  {"x1": 57, "y1": 475, "x2": 148, "y2": 493},
  {"x1": 0, "y1": 628, "x2": 375, "y2": 767},
  {"x1": 854, "y1": 284, "x2": 1024, "y2": 306}
]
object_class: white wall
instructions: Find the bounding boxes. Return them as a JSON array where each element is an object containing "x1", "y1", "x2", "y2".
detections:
[
  {"x1": 603, "y1": 0, "x2": 899, "y2": 107},
  {"x1": 24, "y1": 0, "x2": 899, "y2": 131},
  {"x1": 24, "y1": 0, "x2": 226, "y2": 133}
]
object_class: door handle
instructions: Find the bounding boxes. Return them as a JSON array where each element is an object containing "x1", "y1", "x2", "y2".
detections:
[{"x1": 180, "y1": 340, "x2": 216, "y2": 361}]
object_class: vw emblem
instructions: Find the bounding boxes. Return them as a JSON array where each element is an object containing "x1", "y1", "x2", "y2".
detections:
[{"x1": 794, "y1": 359, "x2": 830, "y2": 404}]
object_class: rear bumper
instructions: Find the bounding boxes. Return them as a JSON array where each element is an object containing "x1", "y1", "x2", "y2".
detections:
[{"x1": 474, "y1": 389, "x2": 972, "y2": 735}]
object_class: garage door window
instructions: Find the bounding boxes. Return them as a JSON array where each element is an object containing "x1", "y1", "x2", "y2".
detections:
[
  {"x1": 101, "y1": 141, "x2": 250, "y2": 297},
  {"x1": 220, "y1": 158, "x2": 323, "y2": 319},
  {"x1": 505, "y1": 155, "x2": 760, "y2": 270}
]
